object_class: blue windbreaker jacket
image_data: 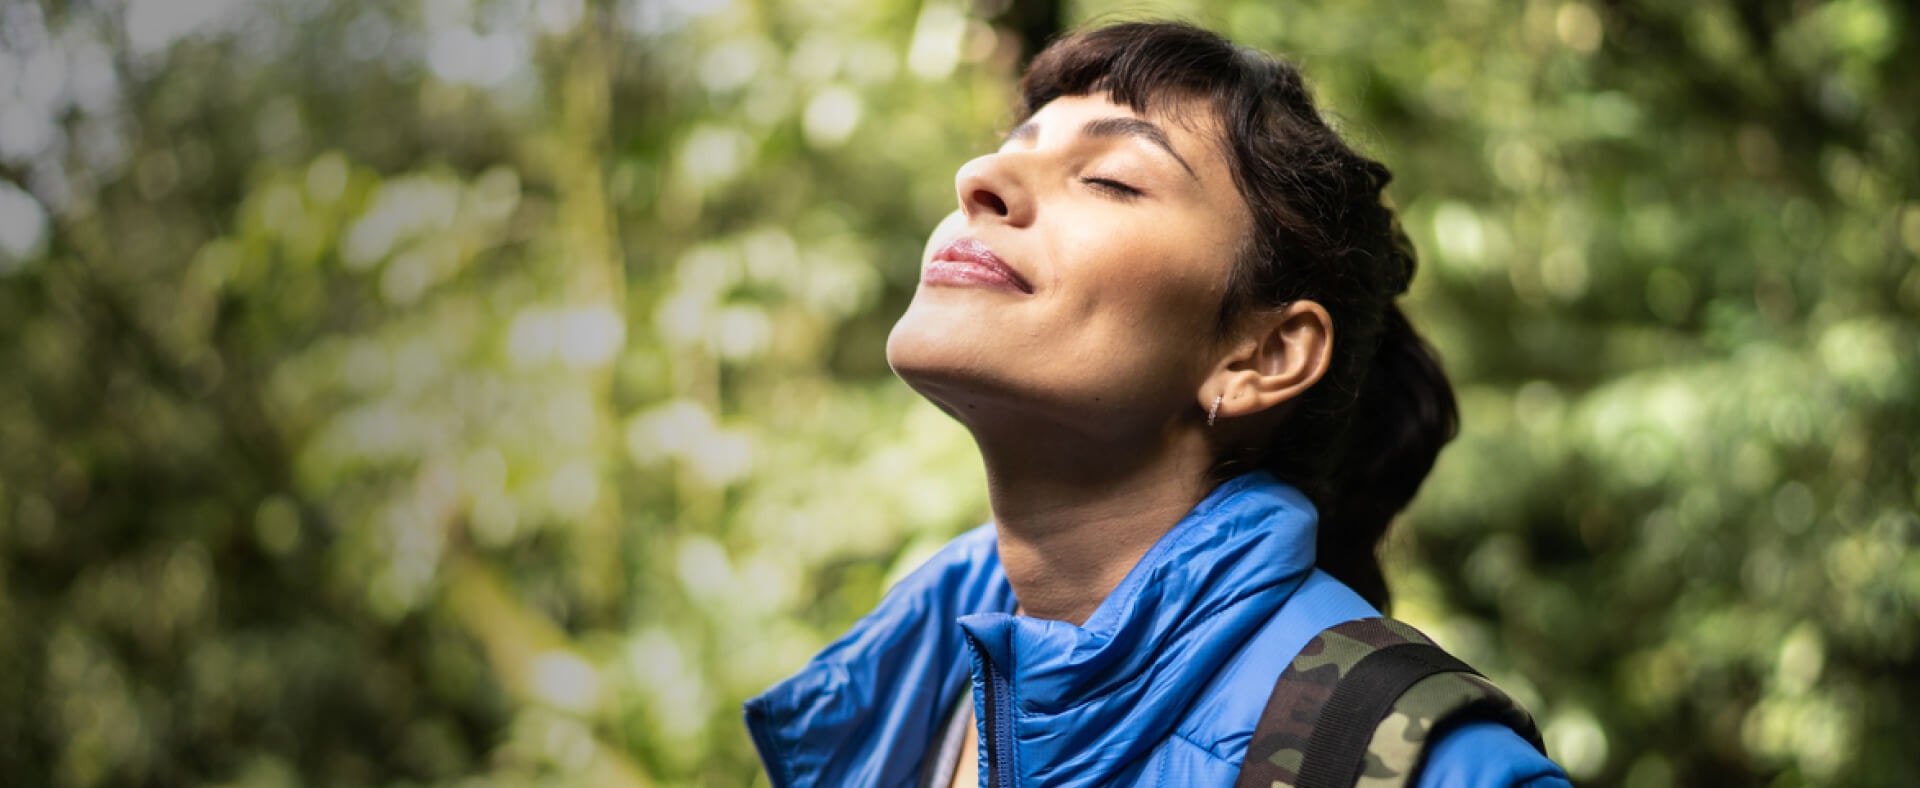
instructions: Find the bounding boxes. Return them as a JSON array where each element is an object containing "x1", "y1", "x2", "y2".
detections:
[{"x1": 745, "y1": 471, "x2": 1571, "y2": 787}]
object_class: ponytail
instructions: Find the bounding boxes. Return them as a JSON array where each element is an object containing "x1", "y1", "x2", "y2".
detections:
[{"x1": 1314, "y1": 306, "x2": 1458, "y2": 612}]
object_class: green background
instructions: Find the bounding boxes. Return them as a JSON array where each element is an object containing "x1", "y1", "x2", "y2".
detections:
[{"x1": 0, "y1": 0, "x2": 1915, "y2": 784}]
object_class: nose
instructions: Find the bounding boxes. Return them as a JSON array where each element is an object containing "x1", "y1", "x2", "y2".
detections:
[{"x1": 955, "y1": 154, "x2": 1035, "y2": 227}]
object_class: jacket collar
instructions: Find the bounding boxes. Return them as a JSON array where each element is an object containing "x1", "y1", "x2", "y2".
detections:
[
  {"x1": 745, "y1": 471, "x2": 1318, "y2": 786},
  {"x1": 959, "y1": 471, "x2": 1319, "y2": 782}
]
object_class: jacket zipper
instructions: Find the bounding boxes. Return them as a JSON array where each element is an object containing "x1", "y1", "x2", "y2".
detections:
[{"x1": 973, "y1": 634, "x2": 1017, "y2": 788}]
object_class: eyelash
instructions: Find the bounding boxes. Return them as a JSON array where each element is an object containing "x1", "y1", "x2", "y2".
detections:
[{"x1": 1081, "y1": 177, "x2": 1141, "y2": 198}]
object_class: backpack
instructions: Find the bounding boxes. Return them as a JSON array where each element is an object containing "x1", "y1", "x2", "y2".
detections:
[{"x1": 1234, "y1": 617, "x2": 1547, "y2": 788}]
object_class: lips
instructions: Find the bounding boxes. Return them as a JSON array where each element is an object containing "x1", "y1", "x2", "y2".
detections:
[{"x1": 925, "y1": 237, "x2": 1032, "y2": 294}]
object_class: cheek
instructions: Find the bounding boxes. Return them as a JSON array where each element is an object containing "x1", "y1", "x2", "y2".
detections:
[
  {"x1": 1067, "y1": 264, "x2": 1225, "y2": 378},
  {"x1": 1060, "y1": 219, "x2": 1229, "y2": 328}
]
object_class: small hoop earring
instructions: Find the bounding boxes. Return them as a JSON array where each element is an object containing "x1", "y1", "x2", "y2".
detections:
[{"x1": 1207, "y1": 395, "x2": 1221, "y2": 427}]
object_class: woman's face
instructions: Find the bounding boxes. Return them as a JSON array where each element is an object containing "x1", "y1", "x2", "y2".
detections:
[{"x1": 886, "y1": 92, "x2": 1253, "y2": 438}]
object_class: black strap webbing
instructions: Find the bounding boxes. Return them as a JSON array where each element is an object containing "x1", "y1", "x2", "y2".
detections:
[{"x1": 1293, "y1": 642, "x2": 1480, "y2": 788}]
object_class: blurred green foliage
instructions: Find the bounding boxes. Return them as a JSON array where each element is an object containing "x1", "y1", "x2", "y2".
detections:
[{"x1": 0, "y1": 0, "x2": 1915, "y2": 785}]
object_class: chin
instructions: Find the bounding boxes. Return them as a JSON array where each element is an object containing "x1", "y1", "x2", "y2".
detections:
[
  {"x1": 887, "y1": 306, "x2": 1015, "y2": 411},
  {"x1": 887, "y1": 307, "x2": 970, "y2": 388}
]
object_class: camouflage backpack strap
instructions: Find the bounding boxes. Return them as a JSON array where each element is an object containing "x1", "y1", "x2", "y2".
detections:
[{"x1": 1235, "y1": 617, "x2": 1546, "y2": 788}]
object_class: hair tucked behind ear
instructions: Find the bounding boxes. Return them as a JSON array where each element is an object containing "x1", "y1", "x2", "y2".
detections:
[{"x1": 1020, "y1": 22, "x2": 1460, "y2": 611}]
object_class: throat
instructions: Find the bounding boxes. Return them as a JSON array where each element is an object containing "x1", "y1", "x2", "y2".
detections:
[
  {"x1": 981, "y1": 450, "x2": 1216, "y2": 625},
  {"x1": 947, "y1": 393, "x2": 1221, "y2": 624}
]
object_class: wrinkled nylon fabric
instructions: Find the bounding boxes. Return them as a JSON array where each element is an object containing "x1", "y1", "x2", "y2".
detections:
[
  {"x1": 744, "y1": 527, "x2": 1014, "y2": 787},
  {"x1": 743, "y1": 471, "x2": 1568, "y2": 787}
]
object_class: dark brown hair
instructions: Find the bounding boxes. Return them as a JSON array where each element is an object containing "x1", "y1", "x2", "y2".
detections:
[{"x1": 1018, "y1": 21, "x2": 1458, "y2": 611}]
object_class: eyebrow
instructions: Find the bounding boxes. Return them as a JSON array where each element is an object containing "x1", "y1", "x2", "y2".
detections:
[{"x1": 1005, "y1": 116, "x2": 1200, "y2": 180}]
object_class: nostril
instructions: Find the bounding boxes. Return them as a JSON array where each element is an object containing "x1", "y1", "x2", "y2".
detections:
[{"x1": 972, "y1": 189, "x2": 1009, "y2": 217}]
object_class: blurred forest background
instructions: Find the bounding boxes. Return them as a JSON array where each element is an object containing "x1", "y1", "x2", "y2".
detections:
[{"x1": 1, "y1": 0, "x2": 1916, "y2": 784}]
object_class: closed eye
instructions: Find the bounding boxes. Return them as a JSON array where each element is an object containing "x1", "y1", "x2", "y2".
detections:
[{"x1": 1082, "y1": 177, "x2": 1141, "y2": 198}]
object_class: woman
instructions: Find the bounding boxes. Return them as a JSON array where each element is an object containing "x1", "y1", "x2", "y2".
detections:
[{"x1": 746, "y1": 21, "x2": 1570, "y2": 787}]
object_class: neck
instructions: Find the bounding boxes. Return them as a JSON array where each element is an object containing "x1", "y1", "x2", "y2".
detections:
[{"x1": 970, "y1": 416, "x2": 1218, "y2": 626}]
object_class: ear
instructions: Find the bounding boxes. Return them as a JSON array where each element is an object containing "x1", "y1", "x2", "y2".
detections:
[{"x1": 1199, "y1": 300, "x2": 1333, "y2": 422}]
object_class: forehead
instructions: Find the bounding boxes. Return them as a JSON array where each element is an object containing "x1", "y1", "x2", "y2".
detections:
[{"x1": 1024, "y1": 93, "x2": 1226, "y2": 154}]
